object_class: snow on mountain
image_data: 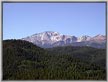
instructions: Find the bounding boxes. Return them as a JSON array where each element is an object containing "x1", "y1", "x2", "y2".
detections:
[
  {"x1": 77, "y1": 35, "x2": 91, "y2": 42},
  {"x1": 22, "y1": 31, "x2": 106, "y2": 48},
  {"x1": 91, "y1": 34, "x2": 106, "y2": 41}
]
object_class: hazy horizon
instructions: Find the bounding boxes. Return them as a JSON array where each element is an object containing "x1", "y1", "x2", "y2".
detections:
[{"x1": 3, "y1": 2, "x2": 106, "y2": 40}]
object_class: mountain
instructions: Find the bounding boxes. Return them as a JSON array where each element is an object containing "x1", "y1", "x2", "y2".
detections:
[
  {"x1": 3, "y1": 40, "x2": 106, "y2": 80},
  {"x1": 22, "y1": 31, "x2": 106, "y2": 48},
  {"x1": 78, "y1": 35, "x2": 92, "y2": 42},
  {"x1": 3, "y1": 40, "x2": 47, "y2": 80}
]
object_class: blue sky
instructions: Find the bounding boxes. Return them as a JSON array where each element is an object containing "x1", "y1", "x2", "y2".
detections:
[{"x1": 3, "y1": 2, "x2": 106, "y2": 40}]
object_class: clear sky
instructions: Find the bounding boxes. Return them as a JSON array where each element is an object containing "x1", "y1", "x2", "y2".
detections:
[{"x1": 3, "y1": 2, "x2": 106, "y2": 40}]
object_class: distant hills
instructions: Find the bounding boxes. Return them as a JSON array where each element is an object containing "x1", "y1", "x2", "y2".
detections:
[{"x1": 22, "y1": 31, "x2": 106, "y2": 48}]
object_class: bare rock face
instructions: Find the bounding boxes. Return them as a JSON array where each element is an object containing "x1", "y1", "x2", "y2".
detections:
[
  {"x1": 22, "y1": 31, "x2": 106, "y2": 48},
  {"x1": 77, "y1": 35, "x2": 91, "y2": 42}
]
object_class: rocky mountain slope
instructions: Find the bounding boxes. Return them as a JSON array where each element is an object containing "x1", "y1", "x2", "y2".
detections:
[{"x1": 22, "y1": 31, "x2": 106, "y2": 48}]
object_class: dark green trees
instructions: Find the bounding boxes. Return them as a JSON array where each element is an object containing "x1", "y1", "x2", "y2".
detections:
[{"x1": 3, "y1": 39, "x2": 106, "y2": 80}]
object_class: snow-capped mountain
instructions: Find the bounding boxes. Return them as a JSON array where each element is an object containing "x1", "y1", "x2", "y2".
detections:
[
  {"x1": 77, "y1": 35, "x2": 91, "y2": 42},
  {"x1": 22, "y1": 31, "x2": 106, "y2": 48}
]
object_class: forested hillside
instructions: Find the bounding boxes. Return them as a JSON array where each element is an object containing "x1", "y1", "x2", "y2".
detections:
[{"x1": 3, "y1": 40, "x2": 106, "y2": 80}]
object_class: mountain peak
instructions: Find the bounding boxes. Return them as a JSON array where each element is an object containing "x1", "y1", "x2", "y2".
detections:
[
  {"x1": 22, "y1": 31, "x2": 106, "y2": 48},
  {"x1": 42, "y1": 31, "x2": 59, "y2": 34},
  {"x1": 95, "y1": 34, "x2": 105, "y2": 37}
]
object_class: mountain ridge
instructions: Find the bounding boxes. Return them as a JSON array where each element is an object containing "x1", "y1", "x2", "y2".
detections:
[{"x1": 22, "y1": 31, "x2": 106, "y2": 48}]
